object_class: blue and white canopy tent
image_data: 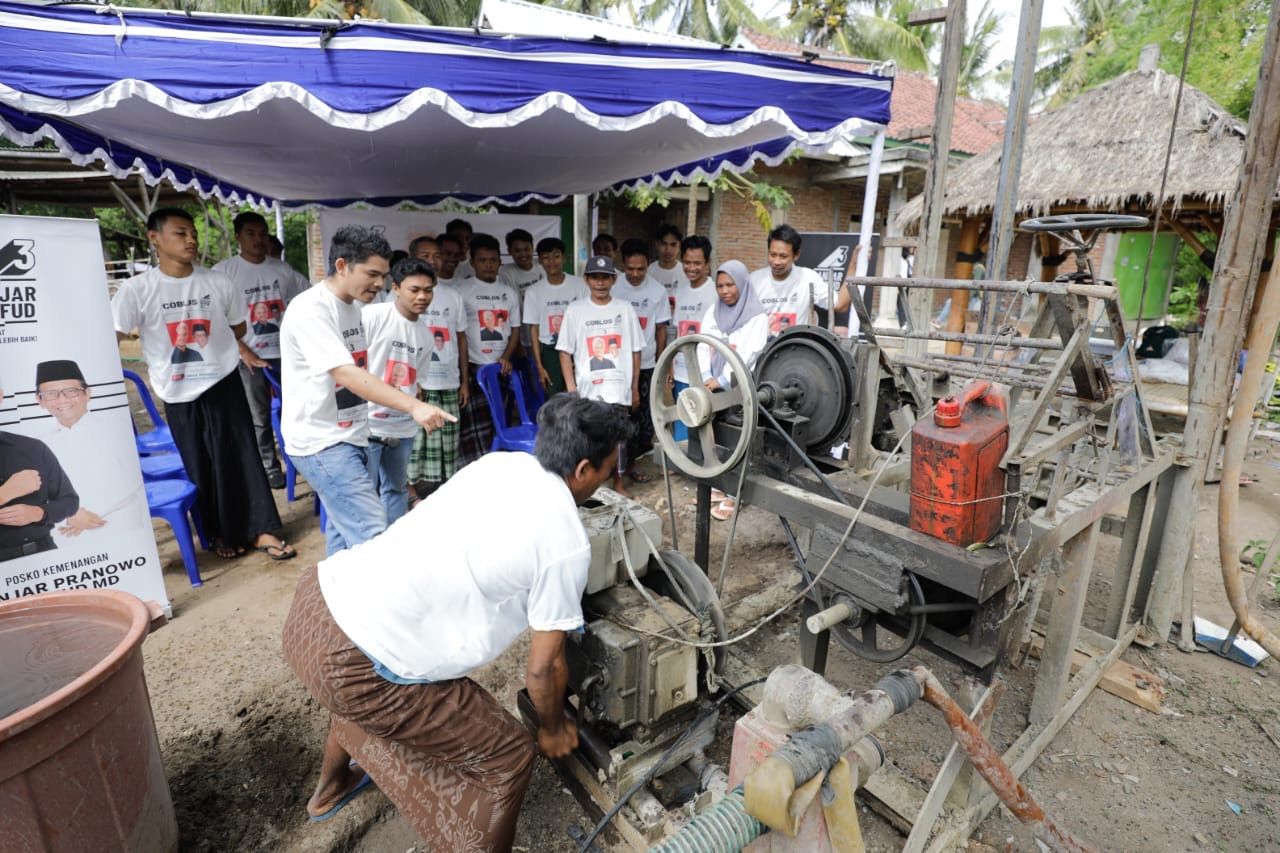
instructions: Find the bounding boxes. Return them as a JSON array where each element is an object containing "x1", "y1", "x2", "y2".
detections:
[{"x1": 0, "y1": 0, "x2": 892, "y2": 210}]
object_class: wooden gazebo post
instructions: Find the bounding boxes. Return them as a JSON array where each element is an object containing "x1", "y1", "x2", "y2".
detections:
[{"x1": 945, "y1": 217, "x2": 983, "y2": 354}]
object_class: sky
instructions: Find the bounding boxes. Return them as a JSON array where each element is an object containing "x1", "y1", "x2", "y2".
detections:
[{"x1": 988, "y1": 0, "x2": 1073, "y2": 68}]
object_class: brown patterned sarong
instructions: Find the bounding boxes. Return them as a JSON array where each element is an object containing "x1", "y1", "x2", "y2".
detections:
[{"x1": 282, "y1": 565, "x2": 536, "y2": 852}]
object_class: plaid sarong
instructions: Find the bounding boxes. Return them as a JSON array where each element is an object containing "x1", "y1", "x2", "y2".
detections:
[
  {"x1": 406, "y1": 387, "x2": 460, "y2": 486},
  {"x1": 457, "y1": 372, "x2": 496, "y2": 467}
]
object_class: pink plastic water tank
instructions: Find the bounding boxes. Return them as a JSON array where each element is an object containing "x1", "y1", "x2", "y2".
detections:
[{"x1": 0, "y1": 590, "x2": 177, "y2": 852}]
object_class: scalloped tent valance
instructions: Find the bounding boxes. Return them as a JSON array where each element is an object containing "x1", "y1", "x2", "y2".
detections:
[{"x1": 0, "y1": 1, "x2": 892, "y2": 209}]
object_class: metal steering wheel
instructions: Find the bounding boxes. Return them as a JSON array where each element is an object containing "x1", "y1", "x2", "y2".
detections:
[{"x1": 650, "y1": 333, "x2": 759, "y2": 479}]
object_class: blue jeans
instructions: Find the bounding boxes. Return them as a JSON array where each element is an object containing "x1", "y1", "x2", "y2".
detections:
[
  {"x1": 292, "y1": 442, "x2": 387, "y2": 556},
  {"x1": 364, "y1": 437, "x2": 414, "y2": 524},
  {"x1": 672, "y1": 380, "x2": 690, "y2": 442}
]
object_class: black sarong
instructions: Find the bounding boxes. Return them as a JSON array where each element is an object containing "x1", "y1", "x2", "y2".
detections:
[{"x1": 165, "y1": 370, "x2": 283, "y2": 548}]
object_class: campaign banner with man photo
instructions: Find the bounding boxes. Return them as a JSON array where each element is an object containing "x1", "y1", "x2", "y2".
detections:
[{"x1": 0, "y1": 214, "x2": 167, "y2": 610}]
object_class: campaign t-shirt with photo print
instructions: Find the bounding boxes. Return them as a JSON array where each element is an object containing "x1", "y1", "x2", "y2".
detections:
[
  {"x1": 648, "y1": 260, "x2": 689, "y2": 312},
  {"x1": 418, "y1": 285, "x2": 466, "y2": 391},
  {"x1": 669, "y1": 279, "x2": 718, "y2": 383},
  {"x1": 750, "y1": 265, "x2": 830, "y2": 337},
  {"x1": 111, "y1": 266, "x2": 246, "y2": 403},
  {"x1": 362, "y1": 302, "x2": 437, "y2": 440},
  {"x1": 523, "y1": 275, "x2": 588, "y2": 347},
  {"x1": 212, "y1": 254, "x2": 308, "y2": 360},
  {"x1": 620, "y1": 276, "x2": 672, "y2": 369},
  {"x1": 556, "y1": 298, "x2": 644, "y2": 406},
  {"x1": 501, "y1": 262, "x2": 547, "y2": 348},
  {"x1": 460, "y1": 279, "x2": 521, "y2": 366},
  {"x1": 279, "y1": 282, "x2": 370, "y2": 456}
]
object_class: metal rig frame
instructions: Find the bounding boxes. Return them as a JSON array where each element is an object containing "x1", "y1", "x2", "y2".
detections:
[{"x1": 664, "y1": 219, "x2": 1177, "y2": 850}]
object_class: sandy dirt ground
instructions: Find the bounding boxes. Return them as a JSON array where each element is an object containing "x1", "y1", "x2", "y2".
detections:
[{"x1": 133, "y1": 426, "x2": 1280, "y2": 852}]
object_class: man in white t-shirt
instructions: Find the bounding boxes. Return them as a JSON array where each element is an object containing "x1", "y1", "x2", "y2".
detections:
[
  {"x1": 524, "y1": 236, "x2": 587, "y2": 395},
  {"x1": 666, "y1": 235, "x2": 719, "y2": 443},
  {"x1": 648, "y1": 224, "x2": 689, "y2": 313},
  {"x1": 280, "y1": 226, "x2": 453, "y2": 556},
  {"x1": 446, "y1": 218, "x2": 476, "y2": 280},
  {"x1": 618, "y1": 238, "x2": 671, "y2": 470},
  {"x1": 213, "y1": 211, "x2": 309, "y2": 489},
  {"x1": 112, "y1": 208, "x2": 295, "y2": 560},
  {"x1": 282, "y1": 395, "x2": 631, "y2": 846},
  {"x1": 750, "y1": 223, "x2": 854, "y2": 338},
  {"x1": 456, "y1": 233, "x2": 521, "y2": 467},
  {"x1": 408, "y1": 234, "x2": 440, "y2": 269},
  {"x1": 500, "y1": 228, "x2": 546, "y2": 351},
  {"x1": 406, "y1": 260, "x2": 469, "y2": 502},
  {"x1": 435, "y1": 234, "x2": 465, "y2": 286},
  {"x1": 557, "y1": 255, "x2": 643, "y2": 495},
  {"x1": 361, "y1": 258, "x2": 445, "y2": 524}
]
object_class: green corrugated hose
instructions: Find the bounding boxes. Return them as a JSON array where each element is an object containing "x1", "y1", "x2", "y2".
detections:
[{"x1": 647, "y1": 787, "x2": 765, "y2": 853}]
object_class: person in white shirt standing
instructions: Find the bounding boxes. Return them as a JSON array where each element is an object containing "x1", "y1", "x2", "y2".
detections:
[
  {"x1": 557, "y1": 255, "x2": 643, "y2": 495},
  {"x1": 446, "y1": 218, "x2": 476, "y2": 280},
  {"x1": 280, "y1": 226, "x2": 453, "y2": 556},
  {"x1": 524, "y1": 236, "x2": 587, "y2": 395},
  {"x1": 408, "y1": 235, "x2": 440, "y2": 269},
  {"x1": 360, "y1": 258, "x2": 443, "y2": 524},
  {"x1": 112, "y1": 208, "x2": 295, "y2": 561},
  {"x1": 435, "y1": 234, "x2": 466, "y2": 286},
  {"x1": 281, "y1": 395, "x2": 632, "y2": 847},
  {"x1": 617, "y1": 239, "x2": 671, "y2": 474},
  {"x1": 405, "y1": 258, "x2": 469, "y2": 503},
  {"x1": 457, "y1": 233, "x2": 521, "y2": 466},
  {"x1": 500, "y1": 228, "x2": 546, "y2": 354},
  {"x1": 750, "y1": 224, "x2": 854, "y2": 338},
  {"x1": 666, "y1": 235, "x2": 719, "y2": 443},
  {"x1": 214, "y1": 211, "x2": 309, "y2": 489},
  {"x1": 648, "y1": 224, "x2": 688, "y2": 313}
]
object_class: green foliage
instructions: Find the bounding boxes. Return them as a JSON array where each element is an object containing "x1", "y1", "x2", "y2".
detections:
[
  {"x1": 281, "y1": 211, "x2": 312, "y2": 278},
  {"x1": 1167, "y1": 231, "x2": 1213, "y2": 326},
  {"x1": 697, "y1": 169, "x2": 793, "y2": 232},
  {"x1": 612, "y1": 186, "x2": 672, "y2": 212},
  {"x1": 1078, "y1": 0, "x2": 1267, "y2": 118},
  {"x1": 787, "y1": 0, "x2": 932, "y2": 71},
  {"x1": 1039, "y1": 0, "x2": 1268, "y2": 118}
]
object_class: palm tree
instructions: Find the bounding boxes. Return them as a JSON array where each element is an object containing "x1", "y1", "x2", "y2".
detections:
[
  {"x1": 956, "y1": 0, "x2": 1003, "y2": 97},
  {"x1": 787, "y1": 0, "x2": 932, "y2": 70},
  {"x1": 635, "y1": 0, "x2": 770, "y2": 43},
  {"x1": 1035, "y1": 0, "x2": 1131, "y2": 108}
]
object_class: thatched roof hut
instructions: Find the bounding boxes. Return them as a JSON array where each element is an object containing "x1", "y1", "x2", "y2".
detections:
[{"x1": 896, "y1": 70, "x2": 1248, "y2": 232}]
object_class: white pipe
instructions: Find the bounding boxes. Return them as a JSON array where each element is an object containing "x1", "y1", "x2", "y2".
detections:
[{"x1": 850, "y1": 127, "x2": 885, "y2": 336}]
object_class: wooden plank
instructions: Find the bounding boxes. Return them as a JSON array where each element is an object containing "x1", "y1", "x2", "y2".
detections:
[
  {"x1": 1027, "y1": 634, "x2": 1165, "y2": 713},
  {"x1": 862, "y1": 763, "x2": 927, "y2": 835},
  {"x1": 1029, "y1": 520, "x2": 1100, "y2": 725}
]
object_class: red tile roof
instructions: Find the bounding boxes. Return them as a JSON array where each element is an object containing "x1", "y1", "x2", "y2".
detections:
[{"x1": 737, "y1": 27, "x2": 1005, "y2": 156}]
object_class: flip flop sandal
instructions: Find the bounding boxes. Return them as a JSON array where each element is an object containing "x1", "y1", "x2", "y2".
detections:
[
  {"x1": 309, "y1": 765, "x2": 374, "y2": 822},
  {"x1": 256, "y1": 540, "x2": 297, "y2": 561},
  {"x1": 710, "y1": 499, "x2": 737, "y2": 521},
  {"x1": 629, "y1": 469, "x2": 654, "y2": 483}
]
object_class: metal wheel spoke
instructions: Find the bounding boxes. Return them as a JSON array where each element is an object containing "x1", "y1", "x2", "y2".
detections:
[
  {"x1": 696, "y1": 423, "x2": 718, "y2": 463},
  {"x1": 655, "y1": 403, "x2": 680, "y2": 426},
  {"x1": 710, "y1": 384, "x2": 745, "y2": 412},
  {"x1": 680, "y1": 341, "x2": 704, "y2": 389}
]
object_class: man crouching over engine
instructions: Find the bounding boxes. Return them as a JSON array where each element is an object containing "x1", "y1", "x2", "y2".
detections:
[{"x1": 283, "y1": 393, "x2": 633, "y2": 850}]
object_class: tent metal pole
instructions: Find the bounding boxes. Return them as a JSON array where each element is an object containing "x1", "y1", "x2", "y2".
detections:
[
  {"x1": 572, "y1": 194, "x2": 591, "y2": 274},
  {"x1": 274, "y1": 204, "x2": 286, "y2": 262},
  {"x1": 851, "y1": 127, "x2": 885, "y2": 337}
]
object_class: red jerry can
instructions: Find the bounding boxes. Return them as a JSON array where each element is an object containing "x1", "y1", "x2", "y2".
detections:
[{"x1": 909, "y1": 380, "x2": 1009, "y2": 547}]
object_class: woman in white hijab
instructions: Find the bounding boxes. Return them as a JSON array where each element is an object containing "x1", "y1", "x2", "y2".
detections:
[{"x1": 695, "y1": 259, "x2": 770, "y2": 520}]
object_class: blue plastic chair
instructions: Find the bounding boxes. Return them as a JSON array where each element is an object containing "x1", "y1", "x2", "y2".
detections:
[
  {"x1": 262, "y1": 367, "x2": 325, "y2": 526},
  {"x1": 512, "y1": 355, "x2": 546, "y2": 420},
  {"x1": 139, "y1": 452, "x2": 187, "y2": 481},
  {"x1": 262, "y1": 367, "x2": 301, "y2": 502},
  {"x1": 145, "y1": 478, "x2": 208, "y2": 587},
  {"x1": 122, "y1": 369, "x2": 179, "y2": 456},
  {"x1": 477, "y1": 363, "x2": 537, "y2": 454}
]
